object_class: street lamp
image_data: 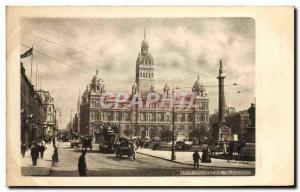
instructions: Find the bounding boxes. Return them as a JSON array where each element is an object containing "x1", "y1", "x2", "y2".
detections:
[
  {"x1": 53, "y1": 107, "x2": 61, "y2": 146},
  {"x1": 170, "y1": 87, "x2": 180, "y2": 161}
]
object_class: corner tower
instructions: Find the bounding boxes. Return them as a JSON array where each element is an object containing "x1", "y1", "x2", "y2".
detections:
[{"x1": 135, "y1": 29, "x2": 155, "y2": 94}]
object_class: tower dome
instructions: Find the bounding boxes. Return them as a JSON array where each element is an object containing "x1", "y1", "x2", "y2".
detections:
[
  {"x1": 141, "y1": 29, "x2": 149, "y2": 55},
  {"x1": 90, "y1": 67, "x2": 105, "y2": 95},
  {"x1": 141, "y1": 39, "x2": 149, "y2": 49},
  {"x1": 192, "y1": 75, "x2": 207, "y2": 96},
  {"x1": 192, "y1": 75, "x2": 201, "y2": 93},
  {"x1": 92, "y1": 67, "x2": 103, "y2": 84},
  {"x1": 163, "y1": 84, "x2": 170, "y2": 95}
]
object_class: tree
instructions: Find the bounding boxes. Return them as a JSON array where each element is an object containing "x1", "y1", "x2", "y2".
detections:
[
  {"x1": 160, "y1": 129, "x2": 173, "y2": 142},
  {"x1": 149, "y1": 128, "x2": 160, "y2": 140},
  {"x1": 123, "y1": 127, "x2": 132, "y2": 138},
  {"x1": 189, "y1": 126, "x2": 209, "y2": 144}
]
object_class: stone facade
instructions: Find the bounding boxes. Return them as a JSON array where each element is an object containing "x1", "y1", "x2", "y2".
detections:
[
  {"x1": 21, "y1": 63, "x2": 46, "y2": 144},
  {"x1": 36, "y1": 90, "x2": 56, "y2": 137},
  {"x1": 80, "y1": 31, "x2": 210, "y2": 140}
]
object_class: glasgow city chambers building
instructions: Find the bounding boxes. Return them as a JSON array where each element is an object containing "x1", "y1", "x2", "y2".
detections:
[{"x1": 79, "y1": 31, "x2": 209, "y2": 140}]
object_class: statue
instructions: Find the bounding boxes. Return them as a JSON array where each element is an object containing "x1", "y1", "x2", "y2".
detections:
[{"x1": 248, "y1": 103, "x2": 256, "y2": 127}]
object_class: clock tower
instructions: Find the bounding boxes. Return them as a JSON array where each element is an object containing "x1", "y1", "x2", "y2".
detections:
[{"x1": 135, "y1": 29, "x2": 155, "y2": 94}]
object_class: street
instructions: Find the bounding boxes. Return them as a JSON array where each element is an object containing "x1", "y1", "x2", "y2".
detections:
[{"x1": 48, "y1": 142, "x2": 254, "y2": 176}]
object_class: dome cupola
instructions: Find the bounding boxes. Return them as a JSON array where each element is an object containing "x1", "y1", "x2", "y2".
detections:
[{"x1": 192, "y1": 74, "x2": 206, "y2": 96}]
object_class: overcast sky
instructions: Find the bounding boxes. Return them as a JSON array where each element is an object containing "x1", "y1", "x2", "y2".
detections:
[{"x1": 21, "y1": 18, "x2": 255, "y2": 129}]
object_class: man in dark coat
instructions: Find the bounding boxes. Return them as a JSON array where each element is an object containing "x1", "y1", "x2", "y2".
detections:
[
  {"x1": 30, "y1": 143, "x2": 39, "y2": 166},
  {"x1": 39, "y1": 143, "x2": 46, "y2": 159},
  {"x1": 78, "y1": 150, "x2": 87, "y2": 176},
  {"x1": 52, "y1": 146, "x2": 59, "y2": 165},
  {"x1": 193, "y1": 150, "x2": 201, "y2": 168}
]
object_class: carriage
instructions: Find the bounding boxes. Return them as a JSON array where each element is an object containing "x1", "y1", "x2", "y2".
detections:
[
  {"x1": 115, "y1": 137, "x2": 132, "y2": 158},
  {"x1": 81, "y1": 136, "x2": 93, "y2": 150},
  {"x1": 96, "y1": 125, "x2": 118, "y2": 153}
]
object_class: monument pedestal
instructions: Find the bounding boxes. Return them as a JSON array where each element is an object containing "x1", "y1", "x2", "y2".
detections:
[
  {"x1": 240, "y1": 126, "x2": 255, "y2": 160},
  {"x1": 218, "y1": 125, "x2": 231, "y2": 141}
]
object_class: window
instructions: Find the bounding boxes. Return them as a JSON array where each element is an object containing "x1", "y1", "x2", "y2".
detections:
[
  {"x1": 200, "y1": 114, "x2": 205, "y2": 122},
  {"x1": 148, "y1": 114, "x2": 152, "y2": 122},
  {"x1": 124, "y1": 112, "x2": 129, "y2": 121},
  {"x1": 91, "y1": 112, "x2": 94, "y2": 120},
  {"x1": 188, "y1": 114, "x2": 192, "y2": 121},
  {"x1": 158, "y1": 113, "x2": 162, "y2": 122},
  {"x1": 151, "y1": 103, "x2": 156, "y2": 109},
  {"x1": 139, "y1": 113, "x2": 145, "y2": 122},
  {"x1": 166, "y1": 114, "x2": 170, "y2": 122},
  {"x1": 177, "y1": 114, "x2": 182, "y2": 122},
  {"x1": 105, "y1": 112, "x2": 111, "y2": 121},
  {"x1": 200, "y1": 102, "x2": 205, "y2": 110}
]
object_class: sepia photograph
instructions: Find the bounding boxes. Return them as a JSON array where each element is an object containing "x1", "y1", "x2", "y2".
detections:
[
  {"x1": 6, "y1": 6, "x2": 294, "y2": 186},
  {"x1": 19, "y1": 17, "x2": 255, "y2": 177}
]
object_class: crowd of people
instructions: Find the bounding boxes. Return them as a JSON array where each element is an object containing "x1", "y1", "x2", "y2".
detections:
[{"x1": 21, "y1": 136, "x2": 59, "y2": 167}]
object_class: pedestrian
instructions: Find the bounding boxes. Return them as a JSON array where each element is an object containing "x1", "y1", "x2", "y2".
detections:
[
  {"x1": 21, "y1": 143, "x2": 27, "y2": 158},
  {"x1": 201, "y1": 147, "x2": 207, "y2": 162},
  {"x1": 44, "y1": 137, "x2": 48, "y2": 145},
  {"x1": 78, "y1": 150, "x2": 87, "y2": 176},
  {"x1": 39, "y1": 143, "x2": 46, "y2": 159},
  {"x1": 52, "y1": 146, "x2": 59, "y2": 166},
  {"x1": 30, "y1": 143, "x2": 39, "y2": 166},
  {"x1": 128, "y1": 144, "x2": 133, "y2": 161},
  {"x1": 36, "y1": 143, "x2": 41, "y2": 158},
  {"x1": 139, "y1": 140, "x2": 143, "y2": 149},
  {"x1": 201, "y1": 147, "x2": 211, "y2": 163},
  {"x1": 135, "y1": 140, "x2": 140, "y2": 149},
  {"x1": 132, "y1": 142, "x2": 137, "y2": 160},
  {"x1": 193, "y1": 150, "x2": 201, "y2": 168},
  {"x1": 52, "y1": 137, "x2": 56, "y2": 146}
]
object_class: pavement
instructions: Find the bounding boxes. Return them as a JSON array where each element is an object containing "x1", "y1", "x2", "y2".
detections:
[
  {"x1": 21, "y1": 143, "x2": 54, "y2": 176},
  {"x1": 48, "y1": 141, "x2": 193, "y2": 176},
  {"x1": 21, "y1": 142, "x2": 255, "y2": 176},
  {"x1": 136, "y1": 148, "x2": 255, "y2": 169}
]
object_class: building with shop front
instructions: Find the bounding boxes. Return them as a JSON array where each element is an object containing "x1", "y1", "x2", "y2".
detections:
[
  {"x1": 21, "y1": 63, "x2": 46, "y2": 144},
  {"x1": 79, "y1": 31, "x2": 210, "y2": 140},
  {"x1": 36, "y1": 90, "x2": 56, "y2": 137}
]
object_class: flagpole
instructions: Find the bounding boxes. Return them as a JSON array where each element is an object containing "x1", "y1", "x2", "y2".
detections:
[
  {"x1": 30, "y1": 45, "x2": 33, "y2": 83},
  {"x1": 37, "y1": 73, "x2": 40, "y2": 91},
  {"x1": 39, "y1": 74, "x2": 41, "y2": 91},
  {"x1": 35, "y1": 46, "x2": 38, "y2": 90}
]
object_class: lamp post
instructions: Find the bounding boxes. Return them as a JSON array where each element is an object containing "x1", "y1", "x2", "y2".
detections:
[
  {"x1": 170, "y1": 87, "x2": 179, "y2": 161},
  {"x1": 53, "y1": 107, "x2": 61, "y2": 146}
]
